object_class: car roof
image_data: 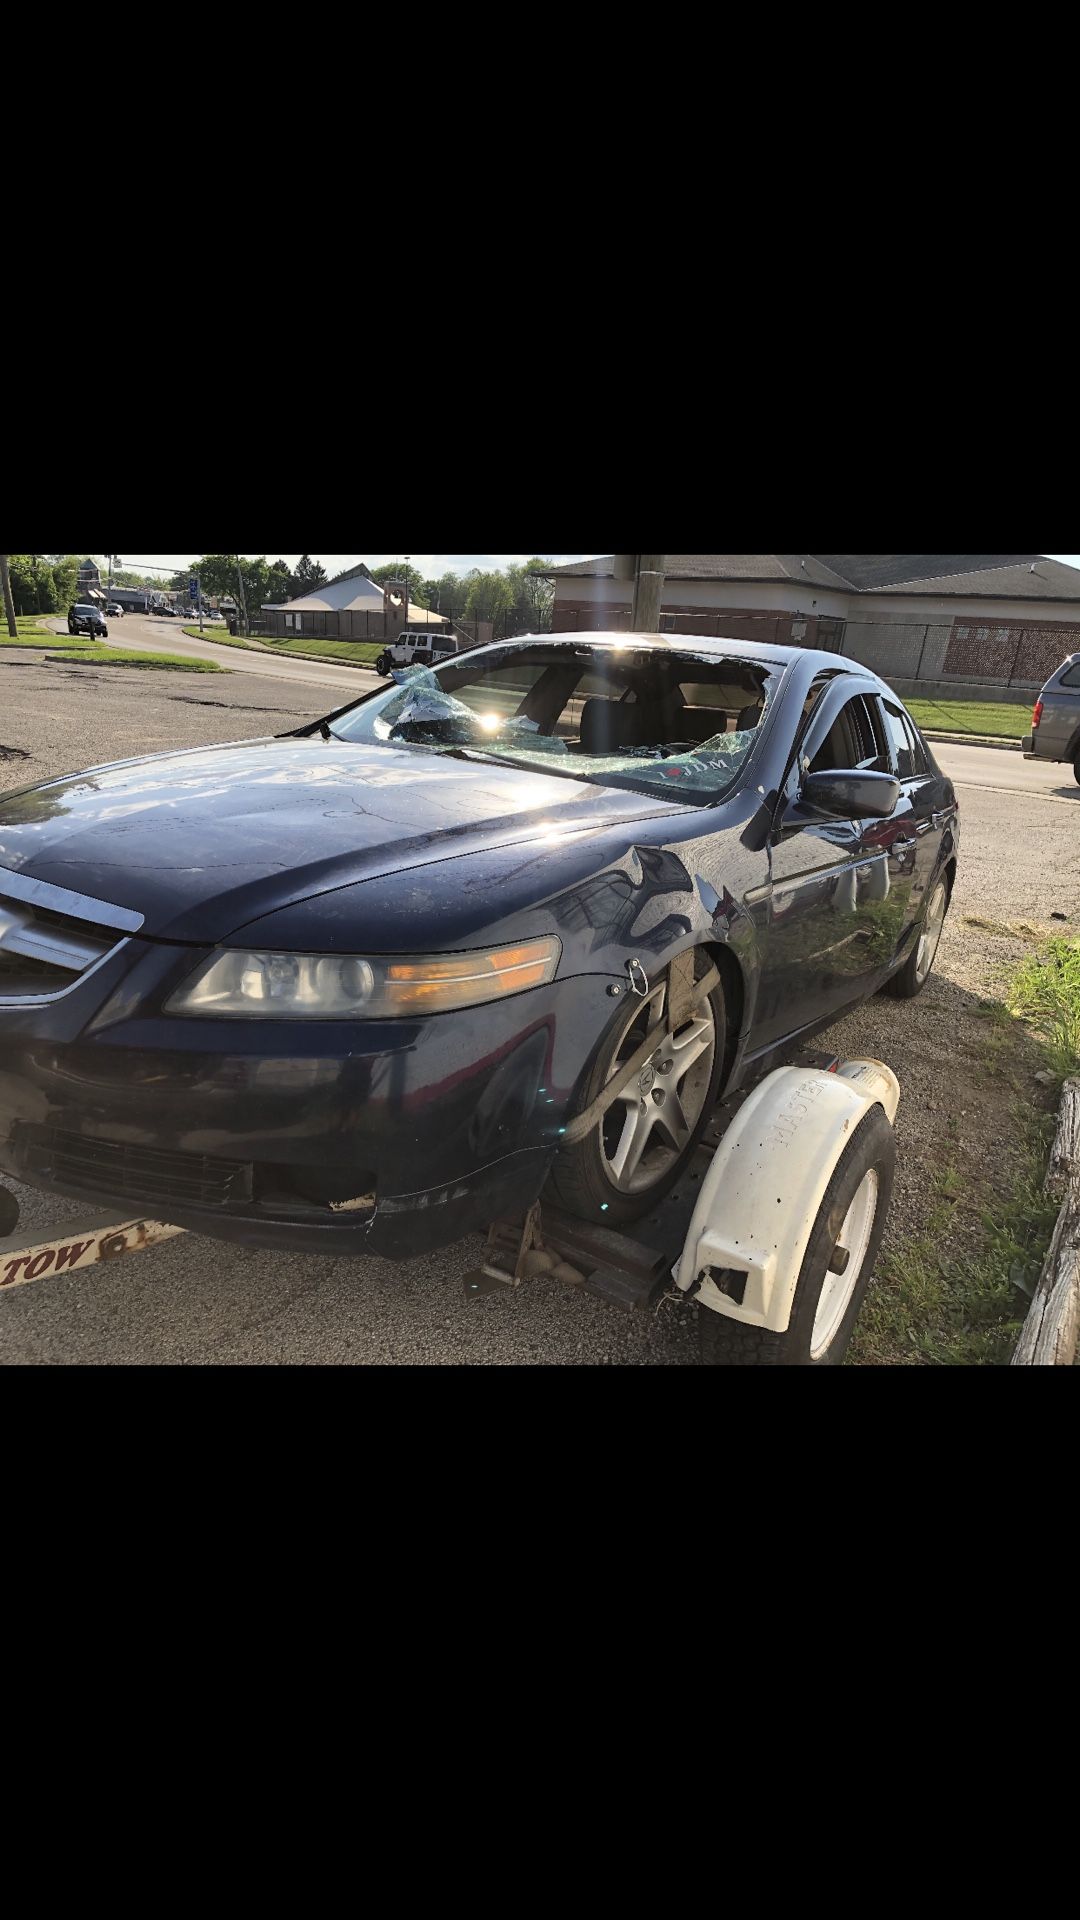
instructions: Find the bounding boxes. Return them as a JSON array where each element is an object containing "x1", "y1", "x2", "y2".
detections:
[{"x1": 467, "y1": 630, "x2": 857, "y2": 674}]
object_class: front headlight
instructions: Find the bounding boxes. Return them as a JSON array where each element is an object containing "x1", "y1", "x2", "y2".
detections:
[{"x1": 165, "y1": 938, "x2": 562, "y2": 1019}]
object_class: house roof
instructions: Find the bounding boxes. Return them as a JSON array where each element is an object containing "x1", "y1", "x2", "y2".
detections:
[
  {"x1": 264, "y1": 559, "x2": 446, "y2": 623},
  {"x1": 541, "y1": 554, "x2": 1080, "y2": 602},
  {"x1": 541, "y1": 554, "x2": 850, "y2": 588}
]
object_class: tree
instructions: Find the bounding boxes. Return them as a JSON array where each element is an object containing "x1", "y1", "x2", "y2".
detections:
[
  {"x1": 267, "y1": 559, "x2": 294, "y2": 606},
  {"x1": 368, "y1": 561, "x2": 430, "y2": 610},
  {"x1": 504, "y1": 557, "x2": 555, "y2": 634},
  {"x1": 189, "y1": 555, "x2": 273, "y2": 630},
  {"x1": 294, "y1": 554, "x2": 328, "y2": 596},
  {"x1": 464, "y1": 569, "x2": 515, "y2": 631},
  {"x1": 426, "y1": 570, "x2": 468, "y2": 621},
  {"x1": 52, "y1": 555, "x2": 78, "y2": 610}
]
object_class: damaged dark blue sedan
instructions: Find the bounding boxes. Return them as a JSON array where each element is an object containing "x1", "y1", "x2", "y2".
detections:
[{"x1": 0, "y1": 635, "x2": 958, "y2": 1258}]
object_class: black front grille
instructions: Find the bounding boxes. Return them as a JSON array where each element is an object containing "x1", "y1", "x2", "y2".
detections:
[
  {"x1": 0, "y1": 950, "x2": 61, "y2": 988},
  {"x1": 18, "y1": 1125, "x2": 253, "y2": 1212}
]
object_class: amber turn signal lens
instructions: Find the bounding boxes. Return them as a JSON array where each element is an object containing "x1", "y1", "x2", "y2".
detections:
[{"x1": 382, "y1": 940, "x2": 561, "y2": 1011}]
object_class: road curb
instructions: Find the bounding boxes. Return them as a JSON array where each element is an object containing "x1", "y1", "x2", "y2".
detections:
[
  {"x1": 243, "y1": 642, "x2": 381, "y2": 673},
  {"x1": 923, "y1": 731, "x2": 1023, "y2": 752}
]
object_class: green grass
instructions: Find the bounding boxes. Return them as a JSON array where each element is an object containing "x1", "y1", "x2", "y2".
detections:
[
  {"x1": 181, "y1": 624, "x2": 253, "y2": 650},
  {"x1": 906, "y1": 698, "x2": 1030, "y2": 739},
  {"x1": 1006, "y1": 937, "x2": 1080, "y2": 1079},
  {"x1": 0, "y1": 617, "x2": 69, "y2": 647},
  {"x1": 45, "y1": 644, "x2": 225, "y2": 672},
  {"x1": 849, "y1": 1114, "x2": 1059, "y2": 1365},
  {"x1": 259, "y1": 636, "x2": 384, "y2": 666},
  {"x1": 850, "y1": 934, "x2": 1080, "y2": 1364}
]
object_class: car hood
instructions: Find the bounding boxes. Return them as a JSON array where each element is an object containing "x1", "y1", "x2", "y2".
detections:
[{"x1": 0, "y1": 737, "x2": 683, "y2": 943}]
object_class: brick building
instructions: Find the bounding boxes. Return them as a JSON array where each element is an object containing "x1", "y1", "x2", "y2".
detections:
[{"x1": 542, "y1": 555, "x2": 1080, "y2": 691}]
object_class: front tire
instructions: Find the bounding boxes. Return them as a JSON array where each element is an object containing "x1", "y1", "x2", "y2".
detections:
[
  {"x1": 545, "y1": 953, "x2": 726, "y2": 1228},
  {"x1": 375, "y1": 652, "x2": 390, "y2": 675},
  {"x1": 884, "y1": 874, "x2": 949, "y2": 1000},
  {"x1": 698, "y1": 1104, "x2": 895, "y2": 1366}
]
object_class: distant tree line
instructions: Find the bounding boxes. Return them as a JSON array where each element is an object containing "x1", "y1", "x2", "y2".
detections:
[
  {"x1": 174, "y1": 554, "x2": 328, "y2": 613},
  {"x1": 4, "y1": 554, "x2": 81, "y2": 615},
  {"x1": 10, "y1": 552, "x2": 557, "y2": 635},
  {"x1": 369, "y1": 558, "x2": 555, "y2": 636}
]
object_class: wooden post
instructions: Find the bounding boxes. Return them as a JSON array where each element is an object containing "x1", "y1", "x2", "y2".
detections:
[
  {"x1": 633, "y1": 553, "x2": 665, "y2": 631},
  {"x1": 613, "y1": 555, "x2": 667, "y2": 631},
  {"x1": 1012, "y1": 1080, "x2": 1080, "y2": 1365}
]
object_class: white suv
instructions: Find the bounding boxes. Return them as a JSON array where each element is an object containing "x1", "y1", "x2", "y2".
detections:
[{"x1": 374, "y1": 630, "x2": 459, "y2": 676}]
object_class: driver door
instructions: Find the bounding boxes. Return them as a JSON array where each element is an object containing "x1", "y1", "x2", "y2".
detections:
[{"x1": 753, "y1": 684, "x2": 901, "y2": 1049}]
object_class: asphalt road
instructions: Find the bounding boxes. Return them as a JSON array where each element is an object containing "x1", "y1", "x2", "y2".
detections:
[
  {"x1": 0, "y1": 654, "x2": 1075, "y2": 1363},
  {"x1": 50, "y1": 612, "x2": 382, "y2": 696},
  {"x1": 938, "y1": 739, "x2": 1079, "y2": 804}
]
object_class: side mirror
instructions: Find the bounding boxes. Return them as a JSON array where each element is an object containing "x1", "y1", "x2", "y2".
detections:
[{"x1": 801, "y1": 769, "x2": 900, "y2": 820}]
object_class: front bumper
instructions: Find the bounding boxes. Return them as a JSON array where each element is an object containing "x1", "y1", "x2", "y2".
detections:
[{"x1": 0, "y1": 937, "x2": 617, "y2": 1259}]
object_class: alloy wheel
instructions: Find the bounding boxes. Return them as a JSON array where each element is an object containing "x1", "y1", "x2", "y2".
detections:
[
  {"x1": 915, "y1": 880, "x2": 947, "y2": 986},
  {"x1": 599, "y1": 980, "x2": 716, "y2": 1196}
]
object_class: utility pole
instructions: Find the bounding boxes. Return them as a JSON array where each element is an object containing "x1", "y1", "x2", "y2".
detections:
[
  {"x1": 0, "y1": 554, "x2": 17, "y2": 637},
  {"x1": 235, "y1": 556, "x2": 248, "y2": 636},
  {"x1": 404, "y1": 554, "x2": 411, "y2": 622},
  {"x1": 614, "y1": 554, "x2": 667, "y2": 631}
]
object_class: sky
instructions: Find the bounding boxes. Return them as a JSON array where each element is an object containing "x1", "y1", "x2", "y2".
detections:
[{"x1": 106, "y1": 553, "x2": 1080, "y2": 577}]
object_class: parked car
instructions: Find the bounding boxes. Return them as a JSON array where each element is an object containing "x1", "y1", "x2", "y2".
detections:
[
  {"x1": 1023, "y1": 653, "x2": 1080, "y2": 782},
  {"x1": 154, "y1": 606, "x2": 177, "y2": 618},
  {"x1": 0, "y1": 633, "x2": 958, "y2": 1265},
  {"x1": 107, "y1": 604, "x2": 124, "y2": 618},
  {"x1": 375, "y1": 629, "x2": 460, "y2": 675},
  {"x1": 67, "y1": 604, "x2": 108, "y2": 637}
]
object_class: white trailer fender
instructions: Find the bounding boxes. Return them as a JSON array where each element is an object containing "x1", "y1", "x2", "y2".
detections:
[{"x1": 675, "y1": 1060, "x2": 900, "y2": 1332}]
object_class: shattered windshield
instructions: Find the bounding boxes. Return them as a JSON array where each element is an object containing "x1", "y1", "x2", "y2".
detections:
[{"x1": 324, "y1": 643, "x2": 779, "y2": 803}]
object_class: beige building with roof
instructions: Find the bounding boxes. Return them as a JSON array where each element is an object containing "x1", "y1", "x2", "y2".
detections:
[
  {"x1": 542, "y1": 555, "x2": 1080, "y2": 694},
  {"x1": 262, "y1": 562, "x2": 450, "y2": 643}
]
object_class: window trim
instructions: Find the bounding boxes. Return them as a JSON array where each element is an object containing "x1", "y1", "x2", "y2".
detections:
[{"x1": 879, "y1": 695, "x2": 929, "y2": 781}]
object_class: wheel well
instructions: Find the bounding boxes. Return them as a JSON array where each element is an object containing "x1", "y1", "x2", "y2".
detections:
[
  {"x1": 706, "y1": 941, "x2": 744, "y2": 1090},
  {"x1": 942, "y1": 857, "x2": 957, "y2": 906}
]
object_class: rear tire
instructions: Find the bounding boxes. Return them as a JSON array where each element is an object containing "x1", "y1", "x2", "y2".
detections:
[
  {"x1": 1073, "y1": 754, "x2": 1080, "y2": 787},
  {"x1": 697, "y1": 1104, "x2": 895, "y2": 1367}
]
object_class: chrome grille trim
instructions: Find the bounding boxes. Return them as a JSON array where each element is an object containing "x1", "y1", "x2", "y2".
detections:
[
  {"x1": 0, "y1": 868, "x2": 137, "y2": 1006},
  {"x1": 0, "y1": 900, "x2": 114, "y2": 972},
  {"x1": 0, "y1": 865, "x2": 144, "y2": 934}
]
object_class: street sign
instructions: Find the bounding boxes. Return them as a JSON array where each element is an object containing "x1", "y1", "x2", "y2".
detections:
[{"x1": 189, "y1": 576, "x2": 198, "y2": 599}]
